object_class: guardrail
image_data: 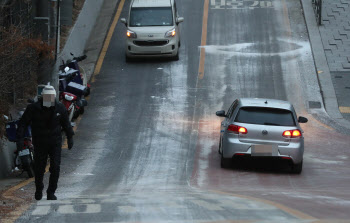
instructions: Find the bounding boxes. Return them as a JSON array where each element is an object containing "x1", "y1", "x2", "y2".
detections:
[{"x1": 312, "y1": 0, "x2": 322, "y2": 25}]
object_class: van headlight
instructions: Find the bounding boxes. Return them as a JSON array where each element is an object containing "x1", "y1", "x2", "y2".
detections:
[
  {"x1": 126, "y1": 30, "x2": 137, "y2": 38},
  {"x1": 165, "y1": 28, "x2": 176, "y2": 37}
]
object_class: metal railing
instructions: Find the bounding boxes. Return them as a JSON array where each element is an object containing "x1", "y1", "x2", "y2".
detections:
[{"x1": 312, "y1": 0, "x2": 322, "y2": 25}]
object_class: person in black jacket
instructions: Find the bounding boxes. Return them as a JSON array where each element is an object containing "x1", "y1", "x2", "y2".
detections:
[{"x1": 17, "y1": 85, "x2": 74, "y2": 200}]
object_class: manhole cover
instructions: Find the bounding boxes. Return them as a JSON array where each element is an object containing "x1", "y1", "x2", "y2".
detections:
[{"x1": 309, "y1": 101, "x2": 322, "y2": 109}]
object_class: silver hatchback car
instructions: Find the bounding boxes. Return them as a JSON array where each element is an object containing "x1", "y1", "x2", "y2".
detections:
[{"x1": 216, "y1": 98, "x2": 308, "y2": 174}]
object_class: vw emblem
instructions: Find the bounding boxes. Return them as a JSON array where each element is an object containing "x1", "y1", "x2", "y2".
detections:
[
  {"x1": 262, "y1": 130, "x2": 268, "y2": 135},
  {"x1": 148, "y1": 34, "x2": 154, "y2": 37}
]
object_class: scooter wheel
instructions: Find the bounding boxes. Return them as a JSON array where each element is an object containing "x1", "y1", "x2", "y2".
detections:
[
  {"x1": 22, "y1": 157, "x2": 35, "y2": 178},
  {"x1": 79, "y1": 106, "x2": 85, "y2": 115},
  {"x1": 84, "y1": 87, "x2": 90, "y2": 97}
]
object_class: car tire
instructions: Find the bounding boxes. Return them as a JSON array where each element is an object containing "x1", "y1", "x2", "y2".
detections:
[
  {"x1": 220, "y1": 153, "x2": 231, "y2": 169},
  {"x1": 292, "y1": 160, "x2": 303, "y2": 174}
]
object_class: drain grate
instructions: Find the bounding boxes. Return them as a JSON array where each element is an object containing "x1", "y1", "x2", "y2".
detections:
[{"x1": 309, "y1": 101, "x2": 322, "y2": 109}]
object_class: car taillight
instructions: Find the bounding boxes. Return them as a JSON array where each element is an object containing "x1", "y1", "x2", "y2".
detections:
[
  {"x1": 282, "y1": 130, "x2": 301, "y2": 138},
  {"x1": 227, "y1": 125, "x2": 248, "y2": 134}
]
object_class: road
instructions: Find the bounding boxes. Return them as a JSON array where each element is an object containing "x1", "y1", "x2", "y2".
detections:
[{"x1": 13, "y1": 0, "x2": 350, "y2": 222}]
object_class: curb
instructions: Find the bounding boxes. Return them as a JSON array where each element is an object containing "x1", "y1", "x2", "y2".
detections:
[{"x1": 300, "y1": 0, "x2": 350, "y2": 134}]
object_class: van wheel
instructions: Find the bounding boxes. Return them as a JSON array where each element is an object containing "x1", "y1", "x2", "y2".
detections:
[
  {"x1": 125, "y1": 55, "x2": 132, "y2": 63},
  {"x1": 173, "y1": 52, "x2": 179, "y2": 61}
]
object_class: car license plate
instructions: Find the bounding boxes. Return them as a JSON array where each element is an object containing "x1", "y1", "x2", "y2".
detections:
[
  {"x1": 19, "y1": 149, "x2": 30, "y2": 157},
  {"x1": 252, "y1": 145, "x2": 277, "y2": 156}
]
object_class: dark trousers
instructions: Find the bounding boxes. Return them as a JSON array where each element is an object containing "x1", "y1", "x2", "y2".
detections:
[{"x1": 33, "y1": 142, "x2": 62, "y2": 194}]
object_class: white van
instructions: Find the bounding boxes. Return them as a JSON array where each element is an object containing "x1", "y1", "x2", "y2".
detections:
[{"x1": 121, "y1": 0, "x2": 184, "y2": 61}]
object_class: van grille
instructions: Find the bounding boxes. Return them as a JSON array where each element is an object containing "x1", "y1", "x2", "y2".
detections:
[{"x1": 133, "y1": 40, "x2": 169, "y2": 46}]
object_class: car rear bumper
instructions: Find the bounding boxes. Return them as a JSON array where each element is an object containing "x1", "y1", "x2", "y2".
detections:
[
  {"x1": 126, "y1": 37, "x2": 178, "y2": 58},
  {"x1": 222, "y1": 137, "x2": 304, "y2": 164}
]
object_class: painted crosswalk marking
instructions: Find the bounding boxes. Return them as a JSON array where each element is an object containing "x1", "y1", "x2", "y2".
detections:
[{"x1": 210, "y1": 0, "x2": 274, "y2": 10}]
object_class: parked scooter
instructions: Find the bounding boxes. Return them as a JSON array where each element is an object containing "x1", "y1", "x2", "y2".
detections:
[
  {"x1": 59, "y1": 53, "x2": 90, "y2": 96},
  {"x1": 60, "y1": 91, "x2": 86, "y2": 123},
  {"x1": 4, "y1": 113, "x2": 35, "y2": 178},
  {"x1": 58, "y1": 54, "x2": 88, "y2": 123}
]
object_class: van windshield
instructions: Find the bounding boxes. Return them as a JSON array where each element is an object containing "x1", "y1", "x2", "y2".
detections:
[{"x1": 130, "y1": 7, "x2": 173, "y2": 27}]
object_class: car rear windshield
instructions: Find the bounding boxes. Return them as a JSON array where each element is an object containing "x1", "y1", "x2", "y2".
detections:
[
  {"x1": 234, "y1": 107, "x2": 296, "y2": 126},
  {"x1": 130, "y1": 7, "x2": 173, "y2": 27}
]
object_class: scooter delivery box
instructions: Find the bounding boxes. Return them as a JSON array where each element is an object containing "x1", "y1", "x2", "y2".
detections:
[
  {"x1": 66, "y1": 82, "x2": 86, "y2": 98},
  {"x1": 6, "y1": 120, "x2": 32, "y2": 142}
]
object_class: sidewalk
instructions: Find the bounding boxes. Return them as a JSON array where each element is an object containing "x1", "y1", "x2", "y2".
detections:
[
  {"x1": 301, "y1": 0, "x2": 350, "y2": 129},
  {"x1": 0, "y1": 0, "x2": 119, "y2": 192}
]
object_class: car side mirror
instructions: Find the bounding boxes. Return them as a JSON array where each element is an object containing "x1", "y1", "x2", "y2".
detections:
[
  {"x1": 120, "y1": 18, "x2": 127, "y2": 26},
  {"x1": 176, "y1": 17, "x2": 184, "y2": 25},
  {"x1": 298, "y1": 116, "x2": 308, "y2": 123},
  {"x1": 216, "y1": 110, "x2": 226, "y2": 117}
]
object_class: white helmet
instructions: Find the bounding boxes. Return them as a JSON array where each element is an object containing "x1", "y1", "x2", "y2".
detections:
[{"x1": 42, "y1": 85, "x2": 56, "y2": 107}]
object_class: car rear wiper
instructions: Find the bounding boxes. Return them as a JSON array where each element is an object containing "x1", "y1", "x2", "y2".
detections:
[{"x1": 264, "y1": 122, "x2": 281, "y2": 126}]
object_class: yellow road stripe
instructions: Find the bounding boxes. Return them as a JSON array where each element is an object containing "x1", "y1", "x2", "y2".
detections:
[
  {"x1": 92, "y1": 0, "x2": 126, "y2": 82},
  {"x1": 210, "y1": 190, "x2": 316, "y2": 220},
  {"x1": 198, "y1": 0, "x2": 210, "y2": 80},
  {"x1": 339, "y1": 106, "x2": 350, "y2": 114}
]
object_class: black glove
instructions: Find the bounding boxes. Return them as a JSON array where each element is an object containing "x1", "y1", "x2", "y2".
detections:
[
  {"x1": 67, "y1": 137, "x2": 73, "y2": 150},
  {"x1": 16, "y1": 139, "x2": 24, "y2": 151}
]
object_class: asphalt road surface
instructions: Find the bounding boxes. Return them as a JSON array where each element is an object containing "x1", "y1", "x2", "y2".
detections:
[{"x1": 15, "y1": 0, "x2": 350, "y2": 222}]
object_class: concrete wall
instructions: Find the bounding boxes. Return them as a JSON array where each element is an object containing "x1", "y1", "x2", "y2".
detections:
[
  {"x1": 0, "y1": 140, "x2": 16, "y2": 178},
  {"x1": 52, "y1": 0, "x2": 105, "y2": 90}
]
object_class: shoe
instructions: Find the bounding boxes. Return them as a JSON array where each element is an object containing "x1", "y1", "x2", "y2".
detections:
[
  {"x1": 35, "y1": 191, "x2": 43, "y2": 200},
  {"x1": 47, "y1": 193, "x2": 57, "y2": 200}
]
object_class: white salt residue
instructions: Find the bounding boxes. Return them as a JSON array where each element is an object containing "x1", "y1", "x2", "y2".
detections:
[
  {"x1": 279, "y1": 192, "x2": 350, "y2": 206},
  {"x1": 304, "y1": 154, "x2": 343, "y2": 165}
]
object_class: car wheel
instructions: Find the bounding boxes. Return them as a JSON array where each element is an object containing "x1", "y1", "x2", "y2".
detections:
[
  {"x1": 220, "y1": 153, "x2": 231, "y2": 169},
  {"x1": 291, "y1": 160, "x2": 303, "y2": 174}
]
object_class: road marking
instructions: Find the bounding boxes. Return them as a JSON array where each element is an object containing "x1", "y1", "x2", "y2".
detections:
[
  {"x1": 210, "y1": 0, "x2": 273, "y2": 10},
  {"x1": 198, "y1": 0, "x2": 210, "y2": 80},
  {"x1": 92, "y1": 0, "x2": 126, "y2": 81},
  {"x1": 32, "y1": 205, "x2": 51, "y2": 216},
  {"x1": 58, "y1": 204, "x2": 101, "y2": 214},
  {"x1": 339, "y1": 106, "x2": 350, "y2": 113}
]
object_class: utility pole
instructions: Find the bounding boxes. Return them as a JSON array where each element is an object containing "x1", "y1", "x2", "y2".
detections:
[{"x1": 48, "y1": 0, "x2": 60, "y2": 60}]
